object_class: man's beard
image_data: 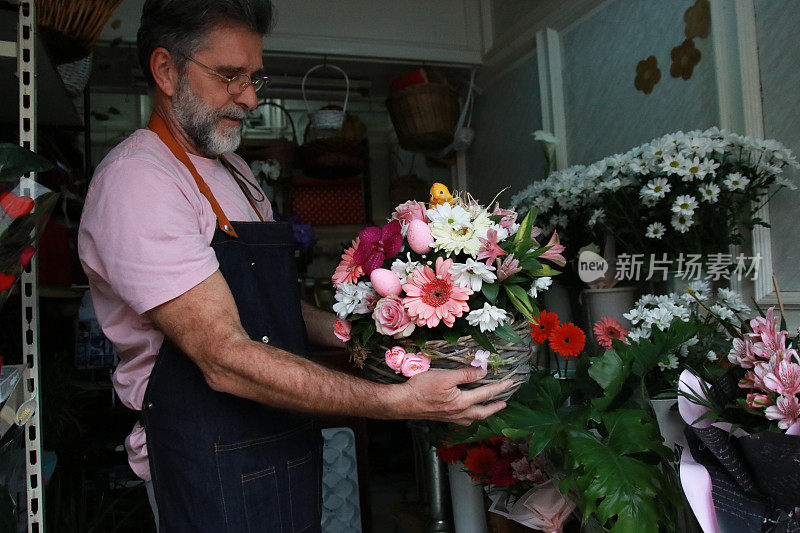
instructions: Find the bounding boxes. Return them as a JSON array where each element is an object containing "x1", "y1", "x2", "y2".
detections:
[{"x1": 172, "y1": 76, "x2": 248, "y2": 157}]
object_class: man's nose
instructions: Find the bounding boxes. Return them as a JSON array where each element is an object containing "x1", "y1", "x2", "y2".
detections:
[{"x1": 235, "y1": 84, "x2": 259, "y2": 110}]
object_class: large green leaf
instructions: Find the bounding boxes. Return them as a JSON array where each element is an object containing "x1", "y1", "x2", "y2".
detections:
[
  {"x1": 504, "y1": 284, "x2": 535, "y2": 322},
  {"x1": 0, "y1": 143, "x2": 52, "y2": 181},
  {"x1": 442, "y1": 328, "x2": 461, "y2": 346},
  {"x1": 467, "y1": 326, "x2": 496, "y2": 353},
  {"x1": 481, "y1": 281, "x2": 499, "y2": 303},
  {"x1": 493, "y1": 321, "x2": 525, "y2": 345},
  {"x1": 513, "y1": 208, "x2": 537, "y2": 246},
  {"x1": 588, "y1": 349, "x2": 629, "y2": 410}
]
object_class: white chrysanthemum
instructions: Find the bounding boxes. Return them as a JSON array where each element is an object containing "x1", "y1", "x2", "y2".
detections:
[
  {"x1": 684, "y1": 136, "x2": 714, "y2": 157},
  {"x1": 682, "y1": 156, "x2": 707, "y2": 182},
  {"x1": 427, "y1": 203, "x2": 472, "y2": 230},
  {"x1": 660, "y1": 154, "x2": 687, "y2": 175},
  {"x1": 649, "y1": 307, "x2": 674, "y2": 330},
  {"x1": 391, "y1": 253, "x2": 423, "y2": 284},
  {"x1": 450, "y1": 259, "x2": 497, "y2": 292},
  {"x1": 588, "y1": 208, "x2": 605, "y2": 227},
  {"x1": 686, "y1": 280, "x2": 711, "y2": 301},
  {"x1": 646, "y1": 177, "x2": 671, "y2": 198},
  {"x1": 430, "y1": 214, "x2": 492, "y2": 257},
  {"x1": 352, "y1": 281, "x2": 377, "y2": 314},
  {"x1": 491, "y1": 224, "x2": 510, "y2": 242},
  {"x1": 672, "y1": 195, "x2": 698, "y2": 215},
  {"x1": 658, "y1": 353, "x2": 680, "y2": 370},
  {"x1": 623, "y1": 308, "x2": 644, "y2": 325},
  {"x1": 528, "y1": 276, "x2": 553, "y2": 298},
  {"x1": 710, "y1": 304, "x2": 735, "y2": 321},
  {"x1": 707, "y1": 350, "x2": 718, "y2": 362},
  {"x1": 645, "y1": 222, "x2": 666, "y2": 240},
  {"x1": 717, "y1": 288, "x2": 749, "y2": 313},
  {"x1": 333, "y1": 282, "x2": 362, "y2": 318},
  {"x1": 698, "y1": 182, "x2": 720, "y2": 203},
  {"x1": 466, "y1": 303, "x2": 507, "y2": 333},
  {"x1": 671, "y1": 213, "x2": 694, "y2": 233},
  {"x1": 699, "y1": 158, "x2": 720, "y2": 177}
]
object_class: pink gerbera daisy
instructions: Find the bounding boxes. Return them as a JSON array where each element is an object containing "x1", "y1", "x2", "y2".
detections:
[
  {"x1": 332, "y1": 238, "x2": 364, "y2": 286},
  {"x1": 402, "y1": 257, "x2": 473, "y2": 328},
  {"x1": 593, "y1": 317, "x2": 628, "y2": 349}
]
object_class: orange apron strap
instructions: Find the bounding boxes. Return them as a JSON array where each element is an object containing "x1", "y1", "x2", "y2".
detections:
[{"x1": 147, "y1": 112, "x2": 239, "y2": 238}]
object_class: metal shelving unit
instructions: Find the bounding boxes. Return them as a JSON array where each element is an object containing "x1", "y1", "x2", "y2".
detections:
[{"x1": 1, "y1": 0, "x2": 45, "y2": 530}]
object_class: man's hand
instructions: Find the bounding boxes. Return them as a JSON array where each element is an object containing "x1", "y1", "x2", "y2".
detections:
[{"x1": 394, "y1": 366, "x2": 512, "y2": 426}]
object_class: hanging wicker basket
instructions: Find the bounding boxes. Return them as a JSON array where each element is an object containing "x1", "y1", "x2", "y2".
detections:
[
  {"x1": 363, "y1": 319, "x2": 534, "y2": 402},
  {"x1": 386, "y1": 83, "x2": 460, "y2": 152},
  {"x1": 241, "y1": 101, "x2": 298, "y2": 180},
  {"x1": 300, "y1": 106, "x2": 368, "y2": 180},
  {"x1": 37, "y1": 0, "x2": 123, "y2": 65}
]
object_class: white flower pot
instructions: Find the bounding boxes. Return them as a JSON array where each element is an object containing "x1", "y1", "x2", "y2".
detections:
[{"x1": 447, "y1": 462, "x2": 488, "y2": 533}]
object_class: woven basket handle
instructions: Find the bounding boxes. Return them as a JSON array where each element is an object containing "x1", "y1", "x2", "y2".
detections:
[
  {"x1": 301, "y1": 64, "x2": 350, "y2": 116},
  {"x1": 257, "y1": 100, "x2": 298, "y2": 144}
]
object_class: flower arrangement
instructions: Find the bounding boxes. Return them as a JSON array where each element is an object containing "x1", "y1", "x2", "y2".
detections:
[
  {"x1": 511, "y1": 127, "x2": 799, "y2": 256},
  {"x1": 437, "y1": 436, "x2": 575, "y2": 532},
  {"x1": 331, "y1": 184, "x2": 564, "y2": 392},
  {"x1": 0, "y1": 144, "x2": 57, "y2": 311}
]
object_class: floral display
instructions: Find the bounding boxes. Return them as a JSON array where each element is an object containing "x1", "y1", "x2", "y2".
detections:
[
  {"x1": 511, "y1": 127, "x2": 799, "y2": 257},
  {"x1": 0, "y1": 144, "x2": 57, "y2": 310},
  {"x1": 332, "y1": 184, "x2": 563, "y2": 378}
]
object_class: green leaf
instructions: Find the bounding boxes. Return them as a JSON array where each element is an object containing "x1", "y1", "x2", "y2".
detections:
[
  {"x1": 504, "y1": 284, "x2": 534, "y2": 321},
  {"x1": 588, "y1": 350, "x2": 630, "y2": 411},
  {"x1": 0, "y1": 143, "x2": 52, "y2": 181},
  {"x1": 467, "y1": 327, "x2": 496, "y2": 352},
  {"x1": 493, "y1": 322, "x2": 525, "y2": 345},
  {"x1": 513, "y1": 209, "x2": 537, "y2": 246},
  {"x1": 531, "y1": 264, "x2": 561, "y2": 277},
  {"x1": 442, "y1": 328, "x2": 461, "y2": 346},
  {"x1": 362, "y1": 320, "x2": 376, "y2": 343},
  {"x1": 481, "y1": 282, "x2": 499, "y2": 303}
]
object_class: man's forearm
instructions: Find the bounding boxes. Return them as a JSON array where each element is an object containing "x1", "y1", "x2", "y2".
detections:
[
  {"x1": 301, "y1": 300, "x2": 341, "y2": 347},
  {"x1": 204, "y1": 336, "x2": 400, "y2": 419}
]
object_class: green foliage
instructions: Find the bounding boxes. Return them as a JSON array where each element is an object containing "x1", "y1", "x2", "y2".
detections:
[{"x1": 0, "y1": 143, "x2": 53, "y2": 182}]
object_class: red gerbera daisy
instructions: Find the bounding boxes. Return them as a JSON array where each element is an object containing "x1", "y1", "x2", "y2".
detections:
[
  {"x1": 530, "y1": 310, "x2": 559, "y2": 344},
  {"x1": 436, "y1": 444, "x2": 469, "y2": 465},
  {"x1": 549, "y1": 322, "x2": 586, "y2": 358},
  {"x1": 464, "y1": 446, "x2": 498, "y2": 481}
]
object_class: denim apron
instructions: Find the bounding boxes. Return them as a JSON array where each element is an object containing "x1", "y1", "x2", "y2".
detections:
[{"x1": 141, "y1": 114, "x2": 322, "y2": 532}]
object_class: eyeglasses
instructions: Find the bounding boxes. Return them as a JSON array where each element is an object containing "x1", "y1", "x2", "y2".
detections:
[{"x1": 184, "y1": 56, "x2": 270, "y2": 95}]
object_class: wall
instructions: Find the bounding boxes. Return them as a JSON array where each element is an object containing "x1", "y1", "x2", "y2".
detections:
[
  {"x1": 561, "y1": 0, "x2": 718, "y2": 165},
  {"x1": 467, "y1": 56, "x2": 546, "y2": 205}
]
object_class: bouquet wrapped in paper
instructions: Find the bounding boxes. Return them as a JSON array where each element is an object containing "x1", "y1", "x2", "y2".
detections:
[
  {"x1": 331, "y1": 184, "x2": 566, "y2": 400},
  {"x1": 0, "y1": 144, "x2": 57, "y2": 310}
]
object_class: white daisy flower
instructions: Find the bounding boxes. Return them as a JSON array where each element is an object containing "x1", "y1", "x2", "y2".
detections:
[
  {"x1": 450, "y1": 259, "x2": 497, "y2": 292},
  {"x1": 650, "y1": 307, "x2": 674, "y2": 330},
  {"x1": 671, "y1": 213, "x2": 694, "y2": 233},
  {"x1": 658, "y1": 353, "x2": 680, "y2": 371},
  {"x1": 718, "y1": 288, "x2": 749, "y2": 313},
  {"x1": 466, "y1": 303, "x2": 508, "y2": 333},
  {"x1": 660, "y1": 154, "x2": 687, "y2": 175},
  {"x1": 699, "y1": 158, "x2": 720, "y2": 178},
  {"x1": 426, "y1": 203, "x2": 472, "y2": 230},
  {"x1": 430, "y1": 213, "x2": 492, "y2": 257},
  {"x1": 698, "y1": 182, "x2": 720, "y2": 203},
  {"x1": 645, "y1": 222, "x2": 666, "y2": 240},
  {"x1": 707, "y1": 350, "x2": 718, "y2": 362},
  {"x1": 623, "y1": 308, "x2": 644, "y2": 325},
  {"x1": 645, "y1": 177, "x2": 671, "y2": 198},
  {"x1": 672, "y1": 195, "x2": 698, "y2": 215},
  {"x1": 528, "y1": 276, "x2": 553, "y2": 298},
  {"x1": 682, "y1": 157, "x2": 707, "y2": 181},
  {"x1": 687, "y1": 280, "x2": 711, "y2": 300},
  {"x1": 724, "y1": 173, "x2": 748, "y2": 192}
]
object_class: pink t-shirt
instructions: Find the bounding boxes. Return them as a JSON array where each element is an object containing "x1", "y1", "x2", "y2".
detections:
[{"x1": 78, "y1": 128, "x2": 273, "y2": 481}]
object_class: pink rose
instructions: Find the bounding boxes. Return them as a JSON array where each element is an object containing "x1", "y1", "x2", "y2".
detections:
[
  {"x1": 385, "y1": 346, "x2": 407, "y2": 373},
  {"x1": 392, "y1": 200, "x2": 426, "y2": 225},
  {"x1": 373, "y1": 296, "x2": 416, "y2": 338},
  {"x1": 401, "y1": 353, "x2": 431, "y2": 377},
  {"x1": 333, "y1": 319, "x2": 351, "y2": 342}
]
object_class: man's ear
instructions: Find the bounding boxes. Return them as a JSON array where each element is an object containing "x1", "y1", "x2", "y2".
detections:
[{"x1": 150, "y1": 47, "x2": 179, "y2": 97}]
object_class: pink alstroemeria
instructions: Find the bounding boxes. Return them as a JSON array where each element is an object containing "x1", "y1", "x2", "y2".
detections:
[
  {"x1": 746, "y1": 393, "x2": 773, "y2": 409},
  {"x1": 492, "y1": 206, "x2": 518, "y2": 230},
  {"x1": 763, "y1": 359, "x2": 800, "y2": 397},
  {"x1": 477, "y1": 228, "x2": 506, "y2": 266},
  {"x1": 496, "y1": 254, "x2": 521, "y2": 281},
  {"x1": 470, "y1": 349, "x2": 490, "y2": 372},
  {"x1": 539, "y1": 231, "x2": 566, "y2": 268},
  {"x1": 765, "y1": 395, "x2": 800, "y2": 430},
  {"x1": 747, "y1": 307, "x2": 787, "y2": 358},
  {"x1": 729, "y1": 337, "x2": 758, "y2": 368},
  {"x1": 353, "y1": 220, "x2": 403, "y2": 275}
]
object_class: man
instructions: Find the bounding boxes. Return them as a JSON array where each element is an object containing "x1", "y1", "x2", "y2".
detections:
[{"x1": 78, "y1": 1, "x2": 509, "y2": 531}]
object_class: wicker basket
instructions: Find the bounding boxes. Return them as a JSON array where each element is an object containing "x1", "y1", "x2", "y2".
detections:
[
  {"x1": 300, "y1": 107, "x2": 368, "y2": 179},
  {"x1": 386, "y1": 83, "x2": 460, "y2": 152},
  {"x1": 363, "y1": 320, "x2": 534, "y2": 402},
  {"x1": 242, "y1": 101, "x2": 298, "y2": 180}
]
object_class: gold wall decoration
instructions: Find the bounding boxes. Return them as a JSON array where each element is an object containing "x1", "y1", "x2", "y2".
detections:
[
  {"x1": 670, "y1": 38, "x2": 701, "y2": 80},
  {"x1": 684, "y1": 0, "x2": 711, "y2": 40},
  {"x1": 635, "y1": 55, "x2": 661, "y2": 94}
]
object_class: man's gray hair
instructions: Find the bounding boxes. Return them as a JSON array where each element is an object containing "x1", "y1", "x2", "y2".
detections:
[{"x1": 137, "y1": 0, "x2": 275, "y2": 86}]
